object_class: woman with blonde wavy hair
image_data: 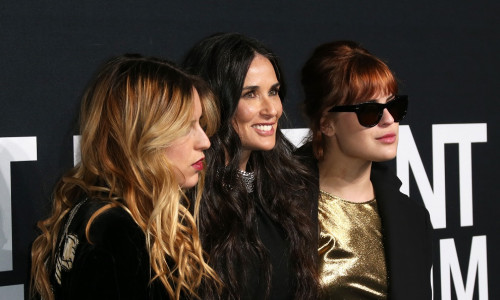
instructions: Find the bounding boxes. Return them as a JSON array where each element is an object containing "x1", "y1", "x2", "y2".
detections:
[{"x1": 30, "y1": 54, "x2": 220, "y2": 300}]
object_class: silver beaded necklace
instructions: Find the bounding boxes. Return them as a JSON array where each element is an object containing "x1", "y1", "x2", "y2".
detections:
[{"x1": 238, "y1": 169, "x2": 255, "y2": 193}]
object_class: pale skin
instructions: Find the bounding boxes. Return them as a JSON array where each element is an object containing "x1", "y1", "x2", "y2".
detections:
[
  {"x1": 318, "y1": 93, "x2": 399, "y2": 203},
  {"x1": 231, "y1": 54, "x2": 283, "y2": 171},
  {"x1": 164, "y1": 89, "x2": 211, "y2": 188}
]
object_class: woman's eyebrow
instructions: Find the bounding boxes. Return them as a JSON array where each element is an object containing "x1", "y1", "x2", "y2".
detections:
[{"x1": 241, "y1": 85, "x2": 258, "y2": 91}]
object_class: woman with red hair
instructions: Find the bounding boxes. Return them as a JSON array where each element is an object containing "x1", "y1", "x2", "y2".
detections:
[{"x1": 297, "y1": 40, "x2": 433, "y2": 299}]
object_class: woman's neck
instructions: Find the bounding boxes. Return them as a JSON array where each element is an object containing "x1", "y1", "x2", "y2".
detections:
[
  {"x1": 238, "y1": 149, "x2": 251, "y2": 171},
  {"x1": 225, "y1": 148, "x2": 251, "y2": 171},
  {"x1": 318, "y1": 152, "x2": 374, "y2": 203}
]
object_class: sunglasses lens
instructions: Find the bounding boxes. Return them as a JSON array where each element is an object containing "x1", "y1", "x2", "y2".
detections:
[
  {"x1": 357, "y1": 103, "x2": 382, "y2": 127},
  {"x1": 387, "y1": 96, "x2": 408, "y2": 122}
]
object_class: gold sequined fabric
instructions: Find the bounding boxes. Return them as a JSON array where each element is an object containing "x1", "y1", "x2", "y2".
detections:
[{"x1": 318, "y1": 190, "x2": 387, "y2": 299}]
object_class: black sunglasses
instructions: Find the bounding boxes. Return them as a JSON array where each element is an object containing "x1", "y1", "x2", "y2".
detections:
[{"x1": 328, "y1": 95, "x2": 408, "y2": 128}]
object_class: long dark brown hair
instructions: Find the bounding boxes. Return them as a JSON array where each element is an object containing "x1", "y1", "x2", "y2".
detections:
[{"x1": 183, "y1": 33, "x2": 318, "y2": 299}]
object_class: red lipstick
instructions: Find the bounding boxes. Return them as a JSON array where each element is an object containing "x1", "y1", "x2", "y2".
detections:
[{"x1": 192, "y1": 158, "x2": 204, "y2": 171}]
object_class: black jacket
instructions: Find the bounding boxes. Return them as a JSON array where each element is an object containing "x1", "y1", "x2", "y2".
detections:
[
  {"x1": 296, "y1": 143, "x2": 433, "y2": 300},
  {"x1": 51, "y1": 199, "x2": 171, "y2": 300}
]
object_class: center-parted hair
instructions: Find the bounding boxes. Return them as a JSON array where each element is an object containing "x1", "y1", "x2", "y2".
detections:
[
  {"x1": 30, "y1": 54, "x2": 220, "y2": 300},
  {"x1": 183, "y1": 32, "x2": 318, "y2": 300},
  {"x1": 301, "y1": 40, "x2": 398, "y2": 160}
]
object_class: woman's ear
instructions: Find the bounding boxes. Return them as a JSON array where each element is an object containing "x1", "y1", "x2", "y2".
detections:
[{"x1": 320, "y1": 114, "x2": 335, "y2": 137}]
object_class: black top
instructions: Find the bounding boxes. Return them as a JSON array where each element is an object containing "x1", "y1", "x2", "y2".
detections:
[
  {"x1": 242, "y1": 198, "x2": 292, "y2": 300},
  {"x1": 296, "y1": 142, "x2": 433, "y2": 300},
  {"x1": 51, "y1": 199, "x2": 170, "y2": 300}
]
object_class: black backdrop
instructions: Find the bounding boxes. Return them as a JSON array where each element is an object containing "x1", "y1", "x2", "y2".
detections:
[{"x1": 1, "y1": 1, "x2": 498, "y2": 299}]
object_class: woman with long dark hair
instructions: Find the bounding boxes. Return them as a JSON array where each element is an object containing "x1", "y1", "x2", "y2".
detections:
[
  {"x1": 298, "y1": 40, "x2": 433, "y2": 299},
  {"x1": 183, "y1": 33, "x2": 318, "y2": 299},
  {"x1": 30, "y1": 54, "x2": 220, "y2": 300}
]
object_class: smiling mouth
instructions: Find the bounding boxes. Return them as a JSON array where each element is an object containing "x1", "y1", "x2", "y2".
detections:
[{"x1": 252, "y1": 124, "x2": 273, "y2": 132}]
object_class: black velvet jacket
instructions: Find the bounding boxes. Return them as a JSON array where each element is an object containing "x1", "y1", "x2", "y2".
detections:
[
  {"x1": 51, "y1": 199, "x2": 171, "y2": 300},
  {"x1": 296, "y1": 143, "x2": 433, "y2": 300}
]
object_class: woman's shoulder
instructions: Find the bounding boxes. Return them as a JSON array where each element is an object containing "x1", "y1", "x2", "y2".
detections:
[
  {"x1": 92, "y1": 204, "x2": 143, "y2": 245},
  {"x1": 371, "y1": 163, "x2": 429, "y2": 213},
  {"x1": 293, "y1": 142, "x2": 316, "y2": 166},
  {"x1": 54, "y1": 199, "x2": 151, "y2": 299},
  {"x1": 72, "y1": 199, "x2": 144, "y2": 248}
]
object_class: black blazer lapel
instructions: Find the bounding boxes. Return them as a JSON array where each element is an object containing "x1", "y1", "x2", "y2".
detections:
[{"x1": 371, "y1": 163, "x2": 433, "y2": 299}]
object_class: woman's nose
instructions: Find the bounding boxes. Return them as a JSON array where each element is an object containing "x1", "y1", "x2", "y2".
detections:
[
  {"x1": 379, "y1": 108, "x2": 395, "y2": 126},
  {"x1": 197, "y1": 129, "x2": 211, "y2": 150},
  {"x1": 261, "y1": 96, "x2": 280, "y2": 117}
]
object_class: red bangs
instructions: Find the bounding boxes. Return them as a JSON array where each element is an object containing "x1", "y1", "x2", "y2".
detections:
[{"x1": 343, "y1": 55, "x2": 398, "y2": 105}]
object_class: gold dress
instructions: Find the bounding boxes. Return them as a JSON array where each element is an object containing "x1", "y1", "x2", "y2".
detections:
[{"x1": 319, "y1": 190, "x2": 387, "y2": 299}]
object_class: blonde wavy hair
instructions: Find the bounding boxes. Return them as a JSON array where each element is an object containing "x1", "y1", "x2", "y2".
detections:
[{"x1": 30, "y1": 54, "x2": 220, "y2": 300}]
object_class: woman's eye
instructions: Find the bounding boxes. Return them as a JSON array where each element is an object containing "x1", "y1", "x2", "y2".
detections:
[
  {"x1": 243, "y1": 91, "x2": 256, "y2": 98},
  {"x1": 199, "y1": 117, "x2": 206, "y2": 130},
  {"x1": 187, "y1": 120, "x2": 198, "y2": 134},
  {"x1": 269, "y1": 89, "x2": 279, "y2": 96}
]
